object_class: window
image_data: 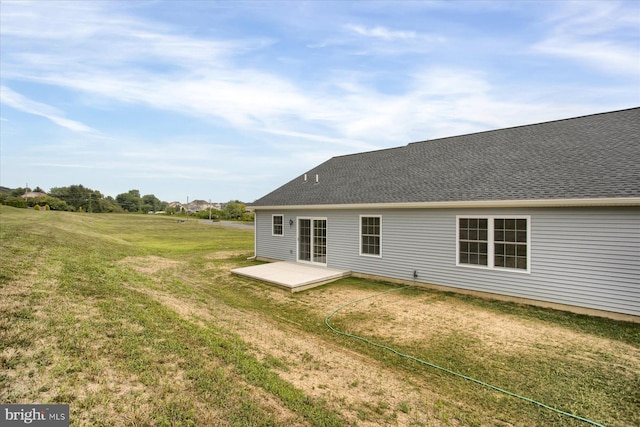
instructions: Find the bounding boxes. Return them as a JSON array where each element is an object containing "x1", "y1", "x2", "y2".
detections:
[
  {"x1": 458, "y1": 218, "x2": 488, "y2": 266},
  {"x1": 272, "y1": 214, "x2": 284, "y2": 236},
  {"x1": 457, "y1": 216, "x2": 529, "y2": 272},
  {"x1": 360, "y1": 215, "x2": 381, "y2": 257},
  {"x1": 494, "y1": 218, "x2": 528, "y2": 270}
]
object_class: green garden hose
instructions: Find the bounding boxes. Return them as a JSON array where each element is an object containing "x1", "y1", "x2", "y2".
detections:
[{"x1": 324, "y1": 285, "x2": 606, "y2": 427}]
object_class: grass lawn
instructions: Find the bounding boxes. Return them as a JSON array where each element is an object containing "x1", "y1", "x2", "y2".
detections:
[{"x1": 1, "y1": 206, "x2": 638, "y2": 426}]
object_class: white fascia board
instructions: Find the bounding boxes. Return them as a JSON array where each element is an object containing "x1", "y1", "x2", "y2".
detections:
[{"x1": 251, "y1": 197, "x2": 640, "y2": 211}]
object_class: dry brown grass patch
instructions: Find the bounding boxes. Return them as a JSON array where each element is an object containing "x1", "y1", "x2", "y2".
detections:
[{"x1": 118, "y1": 255, "x2": 185, "y2": 275}]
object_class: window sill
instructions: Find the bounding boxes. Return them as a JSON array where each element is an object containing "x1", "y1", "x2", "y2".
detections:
[
  {"x1": 359, "y1": 253, "x2": 382, "y2": 259},
  {"x1": 456, "y1": 263, "x2": 530, "y2": 274}
]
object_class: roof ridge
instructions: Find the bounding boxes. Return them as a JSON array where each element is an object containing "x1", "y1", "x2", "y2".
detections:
[
  {"x1": 408, "y1": 106, "x2": 640, "y2": 146},
  {"x1": 329, "y1": 107, "x2": 640, "y2": 159},
  {"x1": 331, "y1": 144, "x2": 407, "y2": 160}
]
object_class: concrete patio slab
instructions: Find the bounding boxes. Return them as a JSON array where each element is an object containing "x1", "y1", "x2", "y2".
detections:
[{"x1": 231, "y1": 261, "x2": 351, "y2": 292}]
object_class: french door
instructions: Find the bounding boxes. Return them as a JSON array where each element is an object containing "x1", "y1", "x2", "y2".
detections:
[{"x1": 298, "y1": 218, "x2": 327, "y2": 265}]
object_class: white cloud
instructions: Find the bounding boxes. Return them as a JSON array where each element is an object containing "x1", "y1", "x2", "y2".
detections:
[
  {"x1": 542, "y1": 0, "x2": 633, "y2": 37},
  {"x1": 534, "y1": 38, "x2": 640, "y2": 75},
  {"x1": 533, "y1": 1, "x2": 640, "y2": 75},
  {"x1": 259, "y1": 126, "x2": 381, "y2": 149},
  {"x1": 341, "y1": 23, "x2": 445, "y2": 56},
  {"x1": 0, "y1": 86, "x2": 95, "y2": 133},
  {"x1": 1, "y1": 2, "x2": 315, "y2": 132},
  {"x1": 346, "y1": 24, "x2": 417, "y2": 41},
  {"x1": 1, "y1": 1, "x2": 254, "y2": 73}
]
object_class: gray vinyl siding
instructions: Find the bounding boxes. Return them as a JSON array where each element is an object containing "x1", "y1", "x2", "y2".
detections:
[
  {"x1": 256, "y1": 212, "x2": 298, "y2": 262},
  {"x1": 255, "y1": 207, "x2": 640, "y2": 316}
]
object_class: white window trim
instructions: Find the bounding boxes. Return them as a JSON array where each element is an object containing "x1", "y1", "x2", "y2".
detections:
[
  {"x1": 359, "y1": 214, "x2": 382, "y2": 258},
  {"x1": 455, "y1": 215, "x2": 531, "y2": 273},
  {"x1": 272, "y1": 214, "x2": 284, "y2": 237}
]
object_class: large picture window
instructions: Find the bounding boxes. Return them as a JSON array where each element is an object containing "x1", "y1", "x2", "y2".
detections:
[
  {"x1": 272, "y1": 214, "x2": 284, "y2": 236},
  {"x1": 360, "y1": 215, "x2": 381, "y2": 257},
  {"x1": 457, "y1": 216, "x2": 529, "y2": 272}
]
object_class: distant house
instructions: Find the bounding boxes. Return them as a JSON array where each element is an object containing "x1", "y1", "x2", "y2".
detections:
[
  {"x1": 188, "y1": 199, "x2": 217, "y2": 213},
  {"x1": 167, "y1": 202, "x2": 185, "y2": 213},
  {"x1": 21, "y1": 191, "x2": 47, "y2": 199},
  {"x1": 251, "y1": 108, "x2": 640, "y2": 318},
  {"x1": 168, "y1": 200, "x2": 222, "y2": 213}
]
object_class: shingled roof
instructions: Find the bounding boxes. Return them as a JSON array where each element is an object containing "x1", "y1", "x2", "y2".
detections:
[{"x1": 253, "y1": 107, "x2": 640, "y2": 207}]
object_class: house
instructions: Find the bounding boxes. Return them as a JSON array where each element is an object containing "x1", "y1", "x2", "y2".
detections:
[
  {"x1": 167, "y1": 202, "x2": 185, "y2": 213},
  {"x1": 21, "y1": 191, "x2": 48, "y2": 199},
  {"x1": 168, "y1": 200, "x2": 223, "y2": 213},
  {"x1": 250, "y1": 108, "x2": 640, "y2": 318},
  {"x1": 187, "y1": 199, "x2": 216, "y2": 213}
]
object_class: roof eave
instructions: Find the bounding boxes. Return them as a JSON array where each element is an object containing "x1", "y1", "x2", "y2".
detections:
[{"x1": 251, "y1": 197, "x2": 640, "y2": 211}]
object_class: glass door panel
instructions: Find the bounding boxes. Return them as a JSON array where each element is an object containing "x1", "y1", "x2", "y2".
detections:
[
  {"x1": 298, "y1": 219, "x2": 311, "y2": 262},
  {"x1": 313, "y1": 219, "x2": 327, "y2": 264}
]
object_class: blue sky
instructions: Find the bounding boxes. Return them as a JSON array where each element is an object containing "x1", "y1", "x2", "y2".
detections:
[{"x1": 1, "y1": 0, "x2": 639, "y2": 203}]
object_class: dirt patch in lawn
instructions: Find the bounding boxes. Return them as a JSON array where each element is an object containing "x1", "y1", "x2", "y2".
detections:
[
  {"x1": 203, "y1": 250, "x2": 251, "y2": 260},
  {"x1": 118, "y1": 255, "x2": 185, "y2": 275}
]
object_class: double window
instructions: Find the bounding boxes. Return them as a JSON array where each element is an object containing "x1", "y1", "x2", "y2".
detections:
[
  {"x1": 360, "y1": 215, "x2": 381, "y2": 257},
  {"x1": 272, "y1": 214, "x2": 284, "y2": 236},
  {"x1": 457, "y1": 216, "x2": 529, "y2": 272}
]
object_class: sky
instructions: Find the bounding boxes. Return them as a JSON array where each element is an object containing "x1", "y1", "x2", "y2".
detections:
[{"x1": 1, "y1": 1, "x2": 639, "y2": 203}]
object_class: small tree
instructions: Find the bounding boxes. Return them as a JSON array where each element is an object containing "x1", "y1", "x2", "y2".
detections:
[
  {"x1": 195, "y1": 208, "x2": 221, "y2": 220},
  {"x1": 222, "y1": 200, "x2": 246, "y2": 220}
]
